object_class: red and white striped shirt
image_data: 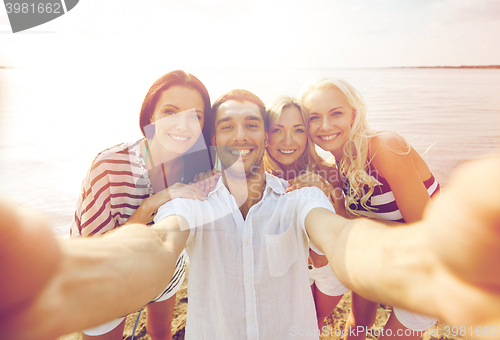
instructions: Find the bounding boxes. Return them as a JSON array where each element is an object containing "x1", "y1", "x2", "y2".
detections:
[{"x1": 71, "y1": 140, "x2": 152, "y2": 237}]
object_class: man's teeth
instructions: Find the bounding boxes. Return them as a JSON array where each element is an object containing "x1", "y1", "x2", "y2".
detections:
[
  {"x1": 230, "y1": 149, "x2": 251, "y2": 156},
  {"x1": 321, "y1": 133, "x2": 339, "y2": 140},
  {"x1": 170, "y1": 134, "x2": 189, "y2": 141},
  {"x1": 279, "y1": 149, "x2": 296, "y2": 154}
]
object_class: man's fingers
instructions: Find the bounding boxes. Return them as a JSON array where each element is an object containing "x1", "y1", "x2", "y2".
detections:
[{"x1": 427, "y1": 154, "x2": 500, "y2": 289}]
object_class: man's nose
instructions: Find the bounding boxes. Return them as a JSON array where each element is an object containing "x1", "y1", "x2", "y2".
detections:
[{"x1": 234, "y1": 125, "x2": 247, "y2": 142}]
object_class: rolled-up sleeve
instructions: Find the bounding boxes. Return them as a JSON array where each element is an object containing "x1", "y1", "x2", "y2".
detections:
[
  {"x1": 155, "y1": 198, "x2": 203, "y2": 245},
  {"x1": 297, "y1": 187, "x2": 336, "y2": 234}
]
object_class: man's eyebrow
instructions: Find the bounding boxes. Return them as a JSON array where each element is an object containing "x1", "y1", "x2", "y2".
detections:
[
  {"x1": 216, "y1": 116, "x2": 233, "y2": 127},
  {"x1": 246, "y1": 115, "x2": 263, "y2": 123},
  {"x1": 161, "y1": 104, "x2": 204, "y2": 114},
  {"x1": 216, "y1": 115, "x2": 263, "y2": 126}
]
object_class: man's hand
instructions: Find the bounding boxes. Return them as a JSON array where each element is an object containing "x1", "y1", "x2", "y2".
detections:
[
  {"x1": 0, "y1": 201, "x2": 187, "y2": 340},
  {"x1": 307, "y1": 155, "x2": 500, "y2": 338},
  {"x1": 425, "y1": 155, "x2": 500, "y2": 332},
  {"x1": 0, "y1": 201, "x2": 61, "y2": 313}
]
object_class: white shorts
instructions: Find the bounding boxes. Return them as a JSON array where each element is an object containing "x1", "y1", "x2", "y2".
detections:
[
  {"x1": 308, "y1": 263, "x2": 349, "y2": 297},
  {"x1": 394, "y1": 307, "x2": 437, "y2": 331},
  {"x1": 82, "y1": 251, "x2": 187, "y2": 336}
]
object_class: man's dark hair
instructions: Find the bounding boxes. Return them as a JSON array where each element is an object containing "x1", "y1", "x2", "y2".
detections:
[{"x1": 207, "y1": 89, "x2": 269, "y2": 140}]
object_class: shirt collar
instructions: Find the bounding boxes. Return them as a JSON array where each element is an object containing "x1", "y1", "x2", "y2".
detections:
[
  {"x1": 207, "y1": 175, "x2": 226, "y2": 197},
  {"x1": 207, "y1": 171, "x2": 287, "y2": 197},
  {"x1": 264, "y1": 172, "x2": 287, "y2": 195}
]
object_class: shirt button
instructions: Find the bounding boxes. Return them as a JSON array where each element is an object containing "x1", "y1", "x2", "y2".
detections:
[
  {"x1": 246, "y1": 278, "x2": 251, "y2": 283},
  {"x1": 248, "y1": 314, "x2": 254, "y2": 320},
  {"x1": 244, "y1": 240, "x2": 249, "y2": 246}
]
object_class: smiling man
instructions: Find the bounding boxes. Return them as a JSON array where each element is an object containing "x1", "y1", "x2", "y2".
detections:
[{"x1": 208, "y1": 91, "x2": 270, "y2": 217}]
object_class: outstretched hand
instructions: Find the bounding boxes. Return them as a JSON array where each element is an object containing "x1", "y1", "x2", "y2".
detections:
[
  {"x1": 424, "y1": 154, "x2": 500, "y2": 332},
  {"x1": 0, "y1": 201, "x2": 63, "y2": 340},
  {"x1": 0, "y1": 201, "x2": 61, "y2": 313}
]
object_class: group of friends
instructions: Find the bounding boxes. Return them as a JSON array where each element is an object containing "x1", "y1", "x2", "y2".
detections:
[{"x1": 0, "y1": 70, "x2": 499, "y2": 340}]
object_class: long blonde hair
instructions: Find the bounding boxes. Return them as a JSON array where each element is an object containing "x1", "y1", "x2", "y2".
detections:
[
  {"x1": 264, "y1": 95, "x2": 324, "y2": 178},
  {"x1": 300, "y1": 78, "x2": 394, "y2": 215}
]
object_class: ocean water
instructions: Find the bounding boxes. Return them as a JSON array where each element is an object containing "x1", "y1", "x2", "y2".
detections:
[{"x1": 0, "y1": 67, "x2": 499, "y2": 235}]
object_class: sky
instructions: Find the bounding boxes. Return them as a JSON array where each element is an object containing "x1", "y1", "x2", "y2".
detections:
[{"x1": 0, "y1": 0, "x2": 499, "y2": 68}]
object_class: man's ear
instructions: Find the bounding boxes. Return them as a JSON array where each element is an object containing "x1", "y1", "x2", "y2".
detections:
[
  {"x1": 211, "y1": 133, "x2": 216, "y2": 147},
  {"x1": 264, "y1": 132, "x2": 269, "y2": 148}
]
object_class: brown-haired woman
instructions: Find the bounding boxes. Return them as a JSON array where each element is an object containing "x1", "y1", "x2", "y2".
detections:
[{"x1": 71, "y1": 70, "x2": 215, "y2": 340}]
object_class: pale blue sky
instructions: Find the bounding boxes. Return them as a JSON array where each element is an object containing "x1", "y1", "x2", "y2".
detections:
[{"x1": 0, "y1": 0, "x2": 499, "y2": 68}]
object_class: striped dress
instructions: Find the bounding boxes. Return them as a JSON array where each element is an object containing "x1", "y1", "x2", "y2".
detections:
[
  {"x1": 339, "y1": 165, "x2": 440, "y2": 223},
  {"x1": 71, "y1": 139, "x2": 187, "y2": 301}
]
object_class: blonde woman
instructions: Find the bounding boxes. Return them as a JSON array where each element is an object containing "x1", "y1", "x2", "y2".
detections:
[
  {"x1": 264, "y1": 95, "x2": 348, "y2": 328},
  {"x1": 299, "y1": 78, "x2": 440, "y2": 340}
]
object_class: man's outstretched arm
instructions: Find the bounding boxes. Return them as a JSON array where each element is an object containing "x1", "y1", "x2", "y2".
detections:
[
  {"x1": 305, "y1": 204, "x2": 437, "y2": 316},
  {"x1": 0, "y1": 201, "x2": 189, "y2": 340},
  {"x1": 305, "y1": 155, "x2": 500, "y2": 337}
]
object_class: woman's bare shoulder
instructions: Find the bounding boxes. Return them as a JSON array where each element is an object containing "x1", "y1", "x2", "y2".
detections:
[{"x1": 369, "y1": 131, "x2": 409, "y2": 155}]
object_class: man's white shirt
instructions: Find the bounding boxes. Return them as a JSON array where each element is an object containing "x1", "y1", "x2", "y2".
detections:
[{"x1": 155, "y1": 173, "x2": 335, "y2": 340}]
